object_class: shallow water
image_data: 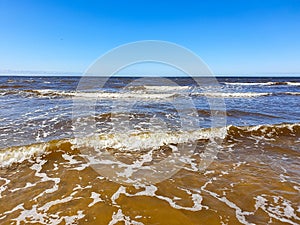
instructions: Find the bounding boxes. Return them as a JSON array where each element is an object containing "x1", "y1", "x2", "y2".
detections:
[{"x1": 0, "y1": 76, "x2": 299, "y2": 224}]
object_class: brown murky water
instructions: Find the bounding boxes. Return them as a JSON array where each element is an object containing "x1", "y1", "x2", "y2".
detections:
[{"x1": 0, "y1": 124, "x2": 299, "y2": 225}]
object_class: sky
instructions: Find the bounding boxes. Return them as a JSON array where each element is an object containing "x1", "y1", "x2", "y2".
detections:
[{"x1": 0, "y1": 0, "x2": 300, "y2": 75}]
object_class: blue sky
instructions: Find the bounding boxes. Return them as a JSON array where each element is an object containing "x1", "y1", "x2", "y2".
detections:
[{"x1": 0, "y1": 0, "x2": 300, "y2": 75}]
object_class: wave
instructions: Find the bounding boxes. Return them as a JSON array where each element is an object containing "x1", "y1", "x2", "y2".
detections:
[
  {"x1": 191, "y1": 92, "x2": 270, "y2": 98},
  {"x1": 1, "y1": 88, "x2": 299, "y2": 99},
  {"x1": 74, "y1": 92, "x2": 176, "y2": 99},
  {"x1": 1, "y1": 123, "x2": 299, "y2": 168},
  {"x1": 128, "y1": 85, "x2": 192, "y2": 92},
  {"x1": 0, "y1": 89, "x2": 177, "y2": 99},
  {"x1": 193, "y1": 92, "x2": 300, "y2": 98},
  {"x1": 286, "y1": 82, "x2": 300, "y2": 86},
  {"x1": 224, "y1": 82, "x2": 272, "y2": 86},
  {"x1": 0, "y1": 85, "x2": 25, "y2": 89},
  {"x1": 0, "y1": 129, "x2": 213, "y2": 168},
  {"x1": 226, "y1": 123, "x2": 300, "y2": 139},
  {"x1": 278, "y1": 92, "x2": 300, "y2": 96},
  {"x1": 224, "y1": 81, "x2": 300, "y2": 86},
  {"x1": 197, "y1": 109, "x2": 280, "y2": 118}
]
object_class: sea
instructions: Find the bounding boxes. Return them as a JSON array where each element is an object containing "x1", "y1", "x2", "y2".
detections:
[{"x1": 0, "y1": 76, "x2": 299, "y2": 225}]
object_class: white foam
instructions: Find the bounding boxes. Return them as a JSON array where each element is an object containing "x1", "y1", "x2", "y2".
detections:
[
  {"x1": 224, "y1": 81, "x2": 300, "y2": 86},
  {"x1": 287, "y1": 82, "x2": 300, "y2": 86},
  {"x1": 10, "y1": 203, "x2": 85, "y2": 225},
  {"x1": 1, "y1": 123, "x2": 299, "y2": 168},
  {"x1": 143, "y1": 85, "x2": 192, "y2": 91},
  {"x1": 62, "y1": 153, "x2": 80, "y2": 165},
  {"x1": 111, "y1": 184, "x2": 205, "y2": 212},
  {"x1": 77, "y1": 92, "x2": 176, "y2": 99},
  {"x1": 73, "y1": 129, "x2": 213, "y2": 153},
  {"x1": 201, "y1": 179, "x2": 255, "y2": 225},
  {"x1": 30, "y1": 158, "x2": 61, "y2": 200},
  {"x1": 0, "y1": 177, "x2": 10, "y2": 197},
  {"x1": 39, "y1": 196, "x2": 74, "y2": 212},
  {"x1": 224, "y1": 82, "x2": 271, "y2": 86},
  {"x1": 255, "y1": 195, "x2": 300, "y2": 225},
  {"x1": 63, "y1": 211, "x2": 85, "y2": 225},
  {"x1": 10, "y1": 182, "x2": 35, "y2": 193},
  {"x1": 192, "y1": 92, "x2": 270, "y2": 98},
  {"x1": 284, "y1": 92, "x2": 300, "y2": 96},
  {"x1": 108, "y1": 209, "x2": 144, "y2": 225},
  {"x1": 88, "y1": 192, "x2": 104, "y2": 207},
  {"x1": 111, "y1": 186, "x2": 127, "y2": 205},
  {"x1": 28, "y1": 89, "x2": 176, "y2": 99},
  {"x1": 0, "y1": 143, "x2": 48, "y2": 167}
]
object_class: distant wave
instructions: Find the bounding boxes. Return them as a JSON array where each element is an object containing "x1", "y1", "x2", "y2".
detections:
[
  {"x1": 275, "y1": 92, "x2": 300, "y2": 96},
  {"x1": 0, "y1": 85, "x2": 25, "y2": 89},
  {"x1": 191, "y1": 92, "x2": 271, "y2": 98},
  {"x1": 224, "y1": 81, "x2": 300, "y2": 86},
  {"x1": 286, "y1": 82, "x2": 300, "y2": 86},
  {"x1": 129, "y1": 85, "x2": 192, "y2": 92},
  {"x1": 197, "y1": 109, "x2": 280, "y2": 118},
  {"x1": 0, "y1": 89, "x2": 177, "y2": 99},
  {"x1": 1, "y1": 88, "x2": 299, "y2": 99}
]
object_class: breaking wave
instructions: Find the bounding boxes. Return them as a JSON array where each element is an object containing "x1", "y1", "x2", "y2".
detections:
[
  {"x1": 1, "y1": 89, "x2": 299, "y2": 99},
  {"x1": 191, "y1": 92, "x2": 271, "y2": 98},
  {"x1": 1, "y1": 123, "x2": 299, "y2": 168},
  {"x1": 224, "y1": 81, "x2": 300, "y2": 86}
]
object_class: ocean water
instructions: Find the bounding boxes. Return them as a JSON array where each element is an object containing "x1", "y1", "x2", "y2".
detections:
[{"x1": 0, "y1": 76, "x2": 299, "y2": 224}]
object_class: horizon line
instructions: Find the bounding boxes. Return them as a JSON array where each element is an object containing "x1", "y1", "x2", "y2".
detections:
[{"x1": 1, "y1": 69, "x2": 300, "y2": 77}]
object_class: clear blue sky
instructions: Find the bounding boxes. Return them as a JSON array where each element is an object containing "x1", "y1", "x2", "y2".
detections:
[{"x1": 0, "y1": 0, "x2": 300, "y2": 75}]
